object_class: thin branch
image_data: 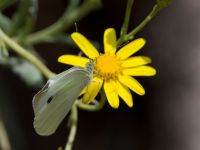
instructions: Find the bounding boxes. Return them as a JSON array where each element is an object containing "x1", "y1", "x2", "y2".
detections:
[
  {"x1": 0, "y1": 118, "x2": 11, "y2": 150},
  {"x1": 125, "y1": 4, "x2": 160, "y2": 41},
  {"x1": 76, "y1": 91, "x2": 106, "y2": 111},
  {"x1": 0, "y1": 28, "x2": 55, "y2": 79},
  {"x1": 117, "y1": 4, "x2": 161, "y2": 46},
  {"x1": 9, "y1": 0, "x2": 36, "y2": 36},
  {"x1": 118, "y1": 0, "x2": 134, "y2": 47},
  {"x1": 65, "y1": 105, "x2": 78, "y2": 150},
  {"x1": 26, "y1": 0, "x2": 102, "y2": 45},
  {"x1": 16, "y1": 0, "x2": 38, "y2": 43}
]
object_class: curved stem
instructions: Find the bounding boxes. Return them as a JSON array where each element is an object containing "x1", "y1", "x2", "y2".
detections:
[
  {"x1": 76, "y1": 91, "x2": 106, "y2": 111},
  {"x1": 16, "y1": 0, "x2": 38, "y2": 43},
  {"x1": 64, "y1": 91, "x2": 106, "y2": 149},
  {"x1": 118, "y1": 0, "x2": 134, "y2": 47},
  {"x1": 0, "y1": 28, "x2": 55, "y2": 79},
  {"x1": 0, "y1": 119, "x2": 11, "y2": 150},
  {"x1": 9, "y1": 0, "x2": 35, "y2": 36},
  {"x1": 26, "y1": 0, "x2": 101, "y2": 45},
  {"x1": 65, "y1": 105, "x2": 78, "y2": 150},
  {"x1": 125, "y1": 4, "x2": 160, "y2": 41}
]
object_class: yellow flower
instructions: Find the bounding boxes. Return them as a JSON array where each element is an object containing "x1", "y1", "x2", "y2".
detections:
[{"x1": 58, "y1": 28, "x2": 156, "y2": 108}]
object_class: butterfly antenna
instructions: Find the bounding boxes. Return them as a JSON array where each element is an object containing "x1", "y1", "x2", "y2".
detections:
[{"x1": 75, "y1": 22, "x2": 78, "y2": 32}]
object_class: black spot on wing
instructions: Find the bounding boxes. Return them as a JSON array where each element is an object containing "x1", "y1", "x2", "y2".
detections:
[{"x1": 47, "y1": 96, "x2": 54, "y2": 104}]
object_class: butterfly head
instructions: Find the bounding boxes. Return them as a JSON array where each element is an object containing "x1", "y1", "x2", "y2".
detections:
[{"x1": 85, "y1": 60, "x2": 94, "y2": 77}]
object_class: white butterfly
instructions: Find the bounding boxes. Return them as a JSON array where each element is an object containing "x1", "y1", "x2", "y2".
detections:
[{"x1": 32, "y1": 60, "x2": 94, "y2": 136}]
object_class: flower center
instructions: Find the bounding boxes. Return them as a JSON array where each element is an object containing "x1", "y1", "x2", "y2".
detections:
[{"x1": 94, "y1": 53, "x2": 122, "y2": 81}]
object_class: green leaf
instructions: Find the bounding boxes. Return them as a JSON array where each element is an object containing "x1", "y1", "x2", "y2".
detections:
[{"x1": 10, "y1": 58, "x2": 45, "y2": 88}]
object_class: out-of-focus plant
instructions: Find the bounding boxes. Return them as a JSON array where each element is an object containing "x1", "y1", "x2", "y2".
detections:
[
  {"x1": 0, "y1": 0, "x2": 172, "y2": 149},
  {"x1": 0, "y1": 0, "x2": 102, "y2": 86}
]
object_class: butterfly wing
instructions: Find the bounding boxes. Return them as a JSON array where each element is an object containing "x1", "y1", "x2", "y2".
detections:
[
  {"x1": 33, "y1": 68, "x2": 92, "y2": 136},
  {"x1": 32, "y1": 67, "x2": 82, "y2": 114}
]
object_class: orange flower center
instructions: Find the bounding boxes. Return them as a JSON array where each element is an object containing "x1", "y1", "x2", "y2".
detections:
[{"x1": 94, "y1": 53, "x2": 122, "y2": 81}]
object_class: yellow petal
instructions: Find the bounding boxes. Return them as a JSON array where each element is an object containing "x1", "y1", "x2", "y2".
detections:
[
  {"x1": 82, "y1": 77, "x2": 103, "y2": 104},
  {"x1": 116, "y1": 81, "x2": 133, "y2": 107},
  {"x1": 71, "y1": 32, "x2": 99, "y2": 59},
  {"x1": 116, "y1": 38, "x2": 146, "y2": 60},
  {"x1": 104, "y1": 80, "x2": 119, "y2": 108},
  {"x1": 123, "y1": 66, "x2": 156, "y2": 76},
  {"x1": 58, "y1": 55, "x2": 89, "y2": 67},
  {"x1": 103, "y1": 28, "x2": 117, "y2": 55},
  {"x1": 121, "y1": 56, "x2": 151, "y2": 68},
  {"x1": 79, "y1": 87, "x2": 86, "y2": 96},
  {"x1": 118, "y1": 75, "x2": 145, "y2": 95}
]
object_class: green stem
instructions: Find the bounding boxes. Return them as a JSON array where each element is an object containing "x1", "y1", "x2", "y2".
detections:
[
  {"x1": 118, "y1": 0, "x2": 134, "y2": 47},
  {"x1": 76, "y1": 91, "x2": 106, "y2": 111},
  {"x1": 65, "y1": 105, "x2": 78, "y2": 150},
  {"x1": 0, "y1": 118, "x2": 11, "y2": 150},
  {"x1": 0, "y1": 28, "x2": 55, "y2": 79},
  {"x1": 125, "y1": 4, "x2": 160, "y2": 41},
  {"x1": 26, "y1": 0, "x2": 101, "y2": 45},
  {"x1": 16, "y1": 0, "x2": 38, "y2": 43},
  {"x1": 9, "y1": 0, "x2": 34, "y2": 36},
  {"x1": 65, "y1": 0, "x2": 80, "y2": 12}
]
